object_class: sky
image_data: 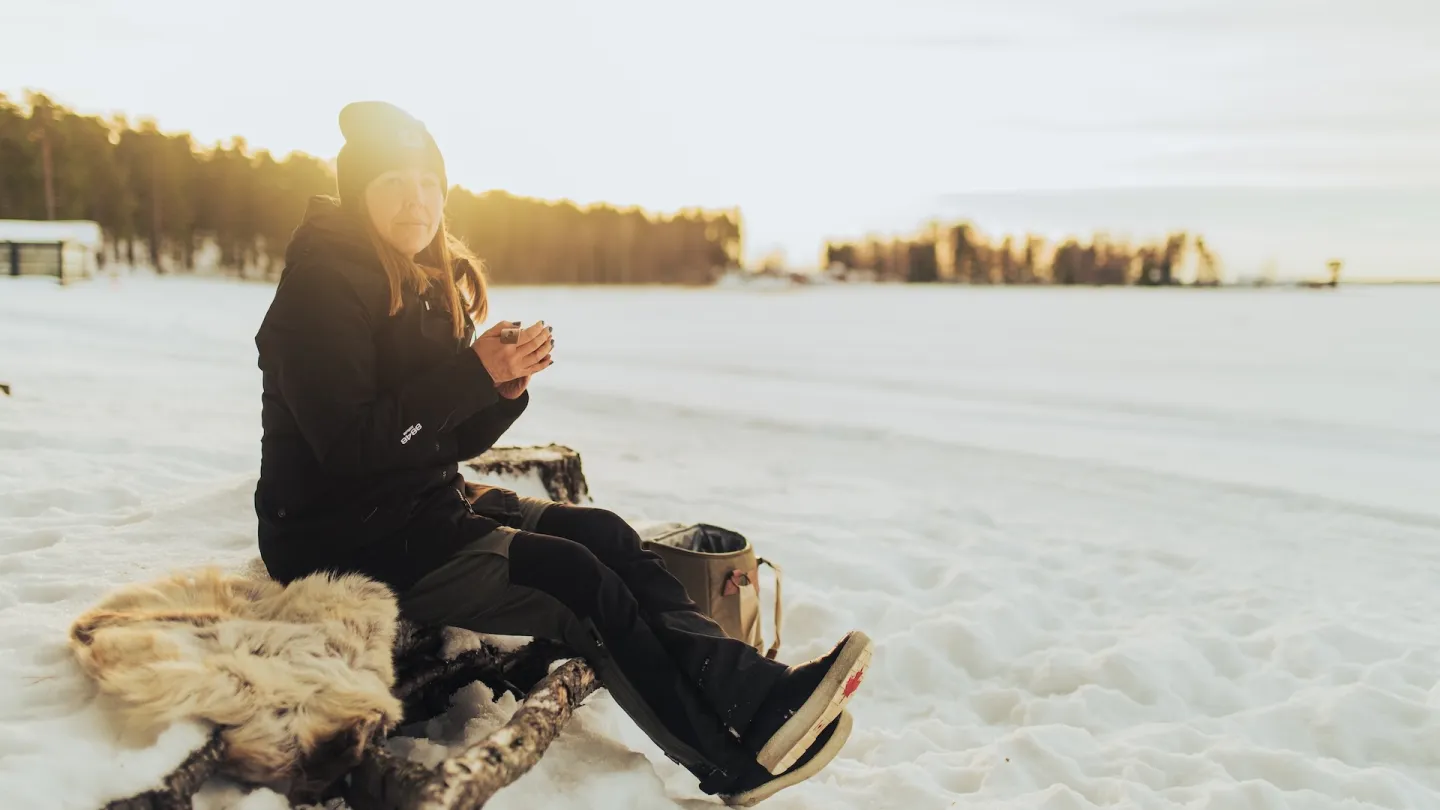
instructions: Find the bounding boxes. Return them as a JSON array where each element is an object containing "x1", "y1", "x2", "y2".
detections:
[{"x1": 4, "y1": 0, "x2": 1438, "y2": 272}]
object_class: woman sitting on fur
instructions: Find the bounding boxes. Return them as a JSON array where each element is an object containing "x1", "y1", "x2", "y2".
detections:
[{"x1": 252, "y1": 101, "x2": 871, "y2": 805}]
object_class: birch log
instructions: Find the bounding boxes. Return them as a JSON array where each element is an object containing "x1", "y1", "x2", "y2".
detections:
[
  {"x1": 101, "y1": 731, "x2": 226, "y2": 810},
  {"x1": 346, "y1": 658, "x2": 600, "y2": 810}
]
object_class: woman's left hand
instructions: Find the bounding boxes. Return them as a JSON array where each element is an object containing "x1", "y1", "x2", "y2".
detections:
[
  {"x1": 491, "y1": 323, "x2": 551, "y2": 399},
  {"x1": 496, "y1": 376, "x2": 529, "y2": 399}
]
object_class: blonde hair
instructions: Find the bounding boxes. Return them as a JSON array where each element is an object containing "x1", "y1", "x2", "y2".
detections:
[{"x1": 363, "y1": 214, "x2": 488, "y2": 339}]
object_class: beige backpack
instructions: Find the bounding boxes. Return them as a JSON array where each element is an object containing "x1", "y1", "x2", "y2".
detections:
[{"x1": 642, "y1": 524, "x2": 782, "y2": 659}]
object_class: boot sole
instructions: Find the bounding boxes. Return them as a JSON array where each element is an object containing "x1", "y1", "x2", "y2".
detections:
[
  {"x1": 755, "y1": 630, "x2": 872, "y2": 775},
  {"x1": 723, "y1": 711, "x2": 854, "y2": 807}
]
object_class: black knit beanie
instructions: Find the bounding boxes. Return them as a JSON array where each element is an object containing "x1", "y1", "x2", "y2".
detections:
[{"x1": 335, "y1": 101, "x2": 447, "y2": 211}]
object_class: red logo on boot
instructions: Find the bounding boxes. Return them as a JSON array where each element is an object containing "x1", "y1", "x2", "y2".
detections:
[{"x1": 843, "y1": 668, "x2": 865, "y2": 698}]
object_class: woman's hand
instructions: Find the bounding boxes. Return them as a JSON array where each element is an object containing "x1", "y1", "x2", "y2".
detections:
[
  {"x1": 496, "y1": 376, "x2": 529, "y2": 399},
  {"x1": 473, "y1": 320, "x2": 554, "y2": 383}
]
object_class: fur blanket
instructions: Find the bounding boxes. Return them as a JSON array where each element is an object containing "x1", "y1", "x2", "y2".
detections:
[{"x1": 69, "y1": 567, "x2": 403, "y2": 793}]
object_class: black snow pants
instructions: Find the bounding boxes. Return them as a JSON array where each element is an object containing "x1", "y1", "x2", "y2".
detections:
[{"x1": 396, "y1": 490, "x2": 787, "y2": 794}]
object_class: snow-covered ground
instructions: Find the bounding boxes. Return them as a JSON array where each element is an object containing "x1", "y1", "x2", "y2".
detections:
[{"x1": 2, "y1": 276, "x2": 1439, "y2": 810}]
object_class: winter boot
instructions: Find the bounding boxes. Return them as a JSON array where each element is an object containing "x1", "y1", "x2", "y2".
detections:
[
  {"x1": 721, "y1": 711, "x2": 853, "y2": 807},
  {"x1": 741, "y1": 630, "x2": 871, "y2": 774}
]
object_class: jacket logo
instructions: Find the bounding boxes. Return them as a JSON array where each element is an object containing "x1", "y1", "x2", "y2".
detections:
[{"x1": 400, "y1": 423, "x2": 422, "y2": 445}]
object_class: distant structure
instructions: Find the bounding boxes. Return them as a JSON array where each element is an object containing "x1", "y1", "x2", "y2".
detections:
[
  {"x1": 0, "y1": 220, "x2": 103, "y2": 283},
  {"x1": 1300, "y1": 259, "x2": 1343, "y2": 289}
]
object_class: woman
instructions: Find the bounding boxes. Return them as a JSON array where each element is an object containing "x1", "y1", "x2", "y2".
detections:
[{"x1": 253, "y1": 101, "x2": 871, "y2": 805}]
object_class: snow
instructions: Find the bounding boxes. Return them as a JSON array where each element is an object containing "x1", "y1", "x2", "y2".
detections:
[{"x1": 2, "y1": 275, "x2": 1440, "y2": 809}]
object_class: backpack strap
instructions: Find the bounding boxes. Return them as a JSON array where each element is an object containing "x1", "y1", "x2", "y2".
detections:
[{"x1": 756, "y1": 558, "x2": 783, "y2": 660}]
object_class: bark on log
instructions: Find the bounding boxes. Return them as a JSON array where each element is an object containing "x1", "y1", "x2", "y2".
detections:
[
  {"x1": 494, "y1": 639, "x2": 578, "y2": 697},
  {"x1": 392, "y1": 636, "x2": 578, "y2": 728},
  {"x1": 102, "y1": 731, "x2": 226, "y2": 810},
  {"x1": 463, "y1": 444, "x2": 591, "y2": 505},
  {"x1": 392, "y1": 620, "x2": 449, "y2": 667},
  {"x1": 346, "y1": 658, "x2": 600, "y2": 810},
  {"x1": 396, "y1": 644, "x2": 507, "y2": 725}
]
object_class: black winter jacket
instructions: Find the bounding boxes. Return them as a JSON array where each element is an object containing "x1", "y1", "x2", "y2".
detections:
[{"x1": 254, "y1": 196, "x2": 526, "y2": 591}]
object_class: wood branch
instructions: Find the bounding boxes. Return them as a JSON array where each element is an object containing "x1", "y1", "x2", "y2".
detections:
[
  {"x1": 103, "y1": 731, "x2": 226, "y2": 810},
  {"x1": 392, "y1": 620, "x2": 449, "y2": 669},
  {"x1": 394, "y1": 638, "x2": 576, "y2": 726},
  {"x1": 495, "y1": 639, "x2": 578, "y2": 696},
  {"x1": 396, "y1": 645, "x2": 507, "y2": 725},
  {"x1": 426, "y1": 659, "x2": 600, "y2": 808},
  {"x1": 392, "y1": 624, "x2": 480, "y2": 692},
  {"x1": 345, "y1": 744, "x2": 440, "y2": 810},
  {"x1": 346, "y1": 658, "x2": 600, "y2": 810}
]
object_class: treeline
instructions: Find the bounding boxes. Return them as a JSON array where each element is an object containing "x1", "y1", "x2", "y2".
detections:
[
  {"x1": 445, "y1": 190, "x2": 740, "y2": 285},
  {"x1": 0, "y1": 92, "x2": 741, "y2": 284},
  {"x1": 825, "y1": 223, "x2": 1221, "y2": 286}
]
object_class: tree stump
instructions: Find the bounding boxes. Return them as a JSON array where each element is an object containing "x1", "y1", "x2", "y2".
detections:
[{"x1": 463, "y1": 443, "x2": 591, "y2": 505}]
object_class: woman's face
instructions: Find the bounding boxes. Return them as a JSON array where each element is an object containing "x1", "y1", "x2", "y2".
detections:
[{"x1": 365, "y1": 168, "x2": 444, "y2": 256}]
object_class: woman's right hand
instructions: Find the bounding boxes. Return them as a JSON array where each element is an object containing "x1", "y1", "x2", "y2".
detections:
[{"x1": 473, "y1": 320, "x2": 554, "y2": 383}]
